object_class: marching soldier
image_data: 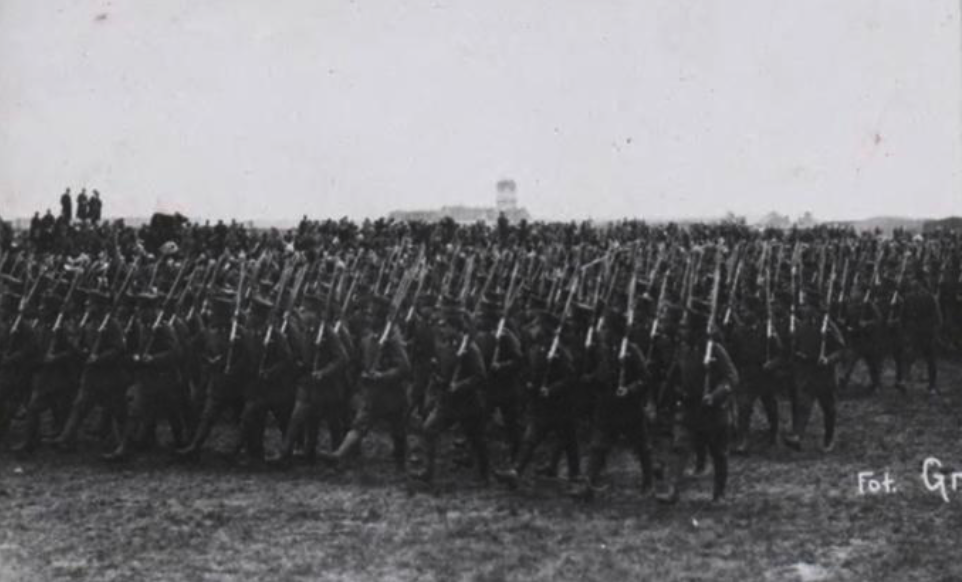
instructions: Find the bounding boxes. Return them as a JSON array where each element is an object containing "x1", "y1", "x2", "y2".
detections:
[
  {"x1": 657, "y1": 302, "x2": 738, "y2": 504},
  {"x1": 319, "y1": 294, "x2": 412, "y2": 471},
  {"x1": 54, "y1": 289, "x2": 131, "y2": 451},
  {"x1": 412, "y1": 299, "x2": 489, "y2": 484},
  {"x1": 782, "y1": 288, "x2": 845, "y2": 452},
  {"x1": 273, "y1": 292, "x2": 349, "y2": 465},
  {"x1": 494, "y1": 309, "x2": 580, "y2": 489},
  {"x1": 571, "y1": 307, "x2": 655, "y2": 500}
]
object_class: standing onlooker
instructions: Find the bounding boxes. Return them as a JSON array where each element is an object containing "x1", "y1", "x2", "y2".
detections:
[
  {"x1": 76, "y1": 188, "x2": 89, "y2": 223},
  {"x1": 60, "y1": 188, "x2": 73, "y2": 223}
]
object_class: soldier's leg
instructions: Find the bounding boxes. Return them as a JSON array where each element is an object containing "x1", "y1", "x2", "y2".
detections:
[
  {"x1": 734, "y1": 382, "x2": 758, "y2": 453},
  {"x1": 558, "y1": 419, "x2": 581, "y2": 480},
  {"x1": 629, "y1": 415, "x2": 655, "y2": 491},
  {"x1": 105, "y1": 383, "x2": 145, "y2": 460},
  {"x1": 784, "y1": 371, "x2": 816, "y2": 450},
  {"x1": 17, "y1": 385, "x2": 54, "y2": 452},
  {"x1": 759, "y1": 387, "x2": 779, "y2": 445},
  {"x1": 415, "y1": 403, "x2": 449, "y2": 481},
  {"x1": 814, "y1": 376, "x2": 838, "y2": 451},
  {"x1": 892, "y1": 333, "x2": 907, "y2": 391},
  {"x1": 280, "y1": 400, "x2": 313, "y2": 460},
  {"x1": 238, "y1": 398, "x2": 268, "y2": 460},
  {"x1": 514, "y1": 416, "x2": 548, "y2": 475},
  {"x1": 327, "y1": 396, "x2": 374, "y2": 461},
  {"x1": 389, "y1": 413, "x2": 408, "y2": 472},
  {"x1": 56, "y1": 380, "x2": 98, "y2": 447},
  {"x1": 920, "y1": 335, "x2": 937, "y2": 391},
  {"x1": 658, "y1": 414, "x2": 693, "y2": 504},
  {"x1": 706, "y1": 427, "x2": 729, "y2": 501},
  {"x1": 462, "y1": 412, "x2": 490, "y2": 481},
  {"x1": 497, "y1": 396, "x2": 522, "y2": 461},
  {"x1": 179, "y1": 385, "x2": 226, "y2": 455},
  {"x1": 584, "y1": 423, "x2": 616, "y2": 487}
]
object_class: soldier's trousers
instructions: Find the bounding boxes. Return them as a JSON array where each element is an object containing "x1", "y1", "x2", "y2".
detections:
[
  {"x1": 514, "y1": 412, "x2": 580, "y2": 479},
  {"x1": 183, "y1": 373, "x2": 244, "y2": 453},
  {"x1": 0, "y1": 370, "x2": 33, "y2": 445},
  {"x1": 19, "y1": 368, "x2": 76, "y2": 451},
  {"x1": 790, "y1": 364, "x2": 837, "y2": 447},
  {"x1": 585, "y1": 401, "x2": 653, "y2": 489},
  {"x1": 419, "y1": 391, "x2": 489, "y2": 481},
  {"x1": 280, "y1": 383, "x2": 347, "y2": 460},
  {"x1": 239, "y1": 396, "x2": 294, "y2": 460},
  {"x1": 485, "y1": 389, "x2": 522, "y2": 460},
  {"x1": 57, "y1": 368, "x2": 129, "y2": 447},
  {"x1": 668, "y1": 419, "x2": 728, "y2": 500},
  {"x1": 735, "y1": 374, "x2": 779, "y2": 447},
  {"x1": 332, "y1": 383, "x2": 407, "y2": 469},
  {"x1": 893, "y1": 332, "x2": 938, "y2": 390},
  {"x1": 115, "y1": 381, "x2": 187, "y2": 455}
]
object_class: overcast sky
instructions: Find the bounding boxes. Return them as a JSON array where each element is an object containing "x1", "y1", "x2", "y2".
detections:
[{"x1": 0, "y1": 0, "x2": 959, "y2": 222}]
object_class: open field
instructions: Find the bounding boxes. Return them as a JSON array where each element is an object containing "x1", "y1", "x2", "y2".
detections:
[{"x1": 2, "y1": 360, "x2": 962, "y2": 582}]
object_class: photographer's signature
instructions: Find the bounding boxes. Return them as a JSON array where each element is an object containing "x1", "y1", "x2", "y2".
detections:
[{"x1": 858, "y1": 457, "x2": 962, "y2": 503}]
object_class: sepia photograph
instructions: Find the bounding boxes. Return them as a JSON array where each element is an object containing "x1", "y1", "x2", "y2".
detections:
[{"x1": 0, "y1": 1, "x2": 961, "y2": 580}]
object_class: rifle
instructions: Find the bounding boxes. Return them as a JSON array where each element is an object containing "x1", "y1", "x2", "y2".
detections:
[
  {"x1": 141, "y1": 257, "x2": 191, "y2": 359},
  {"x1": 90, "y1": 258, "x2": 140, "y2": 360},
  {"x1": 257, "y1": 264, "x2": 294, "y2": 377},
  {"x1": 886, "y1": 251, "x2": 910, "y2": 327},
  {"x1": 722, "y1": 251, "x2": 743, "y2": 326},
  {"x1": 10, "y1": 266, "x2": 46, "y2": 336},
  {"x1": 646, "y1": 266, "x2": 670, "y2": 362},
  {"x1": 616, "y1": 262, "x2": 638, "y2": 397},
  {"x1": 702, "y1": 248, "x2": 723, "y2": 398},
  {"x1": 818, "y1": 262, "x2": 838, "y2": 364},
  {"x1": 224, "y1": 260, "x2": 247, "y2": 375},
  {"x1": 538, "y1": 272, "x2": 579, "y2": 398},
  {"x1": 280, "y1": 263, "x2": 309, "y2": 335},
  {"x1": 491, "y1": 258, "x2": 521, "y2": 367},
  {"x1": 366, "y1": 264, "x2": 417, "y2": 375}
]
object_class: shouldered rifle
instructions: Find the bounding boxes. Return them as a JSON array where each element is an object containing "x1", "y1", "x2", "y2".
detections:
[
  {"x1": 11, "y1": 267, "x2": 46, "y2": 336},
  {"x1": 142, "y1": 257, "x2": 191, "y2": 358},
  {"x1": 280, "y1": 263, "x2": 309, "y2": 335},
  {"x1": 887, "y1": 251, "x2": 910, "y2": 327},
  {"x1": 224, "y1": 260, "x2": 247, "y2": 375},
  {"x1": 702, "y1": 248, "x2": 723, "y2": 398},
  {"x1": 91, "y1": 258, "x2": 140, "y2": 359},
  {"x1": 616, "y1": 263, "x2": 638, "y2": 397},
  {"x1": 257, "y1": 264, "x2": 293, "y2": 377},
  {"x1": 539, "y1": 272, "x2": 579, "y2": 398},
  {"x1": 818, "y1": 262, "x2": 837, "y2": 364}
]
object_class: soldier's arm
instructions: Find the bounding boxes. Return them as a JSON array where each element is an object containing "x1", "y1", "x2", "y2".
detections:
[
  {"x1": 545, "y1": 349, "x2": 574, "y2": 396},
  {"x1": 493, "y1": 330, "x2": 524, "y2": 374},
  {"x1": 707, "y1": 343, "x2": 738, "y2": 405},
  {"x1": 263, "y1": 332, "x2": 294, "y2": 380},
  {"x1": 452, "y1": 343, "x2": 486, "y2": 392},
  {"x1": 315, "y1": 329, "x2": 348, "y2": 380},
  {"x1": 377, "y1": 333, "x2": 412, "y2": 383},
  {"x1": 146, "y1": 325, "x2": 181, "y2": 366}
]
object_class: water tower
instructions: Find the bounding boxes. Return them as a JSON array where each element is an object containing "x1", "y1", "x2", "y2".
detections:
[{"x1": 495, "y1": 179, "x2": 518, "y2": 213}]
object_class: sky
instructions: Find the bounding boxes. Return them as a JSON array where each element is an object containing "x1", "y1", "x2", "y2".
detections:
[{"x1": 0, "y1": 0, "x2": 960, "y2": 222}]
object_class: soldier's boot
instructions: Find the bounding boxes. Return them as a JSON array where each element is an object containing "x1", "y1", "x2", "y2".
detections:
[
  {"x1": 637, "y1": 444, "x2": 655, "y2": 495},
  {"x1": 13, "y1": 397, "x2": 45, "y2": 454},
  {"x1": 712, "y1": 457, "x2": 728, "y2": 502},
  {"x1": 821, "y1": 400, "x2": 837, "y2": 453},
  {"x1": 762, "y1": 392, "x2": 779, "y2": 446},
  {"x1": 688, "y1": 443, "x2": 709, "y2": 477},
  {"x1": 319, "y1": 428, "x2": 361, "y2": 468},
  {"x1": 466, "y1": 427, "x2": 490, "y2": 484},
  {"x1": 390, "y1": 423, "x2": 407, "y2": 473},
  {"x1": 733, "y1": 401, "x2": 752, "y2": 455},
  {"x1": 493, "y1": 467, "x2": 520, "y2": 490},
  {"x1": 412, "y1": 435, "x2": 437, "y2": 483},
  {"x1": 535, "y1": 444, "x2": 562, "y2": 478},
  {"x1": 53, "y1": 396, "x2": 93, "y2": 451}
]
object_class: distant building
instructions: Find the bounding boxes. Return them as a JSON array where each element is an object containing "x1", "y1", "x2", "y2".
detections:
[{"x1": 389, "y1": 179, "x2": 531, "y2": 224}]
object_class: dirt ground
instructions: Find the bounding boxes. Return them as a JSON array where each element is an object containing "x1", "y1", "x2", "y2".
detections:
[{"x1": 2, "y1": 359, "x2": 962, "y2": 582}]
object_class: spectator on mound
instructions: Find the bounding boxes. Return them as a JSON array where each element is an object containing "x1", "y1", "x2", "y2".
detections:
[
  {"x1": 60, "y1": 188, "x2": 73, "y2": 223},
  {"x1": 76, "y1": 189, "x2": 89, "y2": 223},
  {"x1": 89, "y1": 190, "x2": 103, "y2": 224}
]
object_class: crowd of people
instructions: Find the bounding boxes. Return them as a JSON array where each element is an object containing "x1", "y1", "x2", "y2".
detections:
[{"x1": 0, "y1": 195, "x2": 957, "y2": 504}]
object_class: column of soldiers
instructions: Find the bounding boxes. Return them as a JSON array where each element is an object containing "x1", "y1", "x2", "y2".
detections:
[{"x1": 0, "y1": 224, "x2": 954, "y2": 505}]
